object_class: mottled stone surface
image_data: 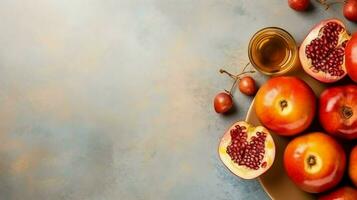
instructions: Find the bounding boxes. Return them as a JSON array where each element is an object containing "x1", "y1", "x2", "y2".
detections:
[{"x1": 0, "y1": 0, "x2": 356, "y2": 200}]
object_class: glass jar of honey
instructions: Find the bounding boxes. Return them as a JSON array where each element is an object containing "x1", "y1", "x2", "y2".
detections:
[{"x1": 248, "y1": 27, "x2": 299, "y2": 76}]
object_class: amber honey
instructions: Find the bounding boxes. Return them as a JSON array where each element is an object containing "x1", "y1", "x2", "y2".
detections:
[{"x1": 248, "y1": 27, "x2": 298, "y2": 75}]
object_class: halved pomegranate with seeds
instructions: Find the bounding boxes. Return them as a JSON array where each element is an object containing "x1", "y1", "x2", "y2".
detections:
[
  {"x1": 300, "y1": 19, "x2": 351, "y2": 83},
  {"x1": 218, "y1": 121, "x2": 275, "y2": 179}
]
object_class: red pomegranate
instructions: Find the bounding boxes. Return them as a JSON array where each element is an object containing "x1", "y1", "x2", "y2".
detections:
[
  {"x1": 319, "y1": 186, "x2": 357, "y2": 200},
  {"x1": 344, "y1": 0, "x2": 357, "y2": 22},
  {"x1": 349, "y1": 145, "x2": 357, "y2": 187},
  {"x1": 284, "y1": 132, "x2": 346, "y2": 193},
  {"x1": 300, "y1": 19, "x2": 351, "y2": 83},
  {"x1": 255, "y1": 76, "x2": 316, "y2": 136},
  {"x1": 345, "y1": 32, "x2": 357, "y2": 83},
  {"x1": 319, "y1": 85, "x2": 357, "y2": 140},
  {"x1": 218, "y1": 121, "x2": 275, "y2": 179}
]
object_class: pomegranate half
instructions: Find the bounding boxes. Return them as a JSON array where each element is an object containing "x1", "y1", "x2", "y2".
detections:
[
  {"x1": 300, "y1": 19, "x2": 351, "y2": 83},
  {"x1": 218, "y1": 121, "x2": 275, "y2": 179}
]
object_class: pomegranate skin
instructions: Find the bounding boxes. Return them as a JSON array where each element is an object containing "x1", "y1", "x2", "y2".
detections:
[
  {"x1": 299, "y1": 19, "x2": 350, "y2": 83},
  {"x1": 218, "y1": 121, "x2": 276, "y2": 179},
  {"x1": 344, "y1": 0, "x2": 357, "y2": 22},
  {"x1": 349, "y1": 145, "x2": 357, "y2": 187},
  {"x1": 346, "y1": 32, "x2": 357, "y2": 83},
  {"x1": 284, "y1": 132, "x2": 346, "y2": 193},
  {"x1": 255, "y1": 76, "x2": 316, "y2": 136},
  {"x1": 319, "y1": 85, "x2": 357, "y2": 140},
  {"x1": 318, "y1": 186, "x2": 357, "y2": 200}
]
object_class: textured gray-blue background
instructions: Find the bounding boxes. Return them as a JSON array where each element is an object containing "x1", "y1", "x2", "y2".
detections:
[{"x1": 0, "y1": 0, "x2": 356, "y2": 200}]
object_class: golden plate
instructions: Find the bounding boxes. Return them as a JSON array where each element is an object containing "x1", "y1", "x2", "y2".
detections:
[{"x1": 245, "y1": 67, "x2": 327, "y2": 200}]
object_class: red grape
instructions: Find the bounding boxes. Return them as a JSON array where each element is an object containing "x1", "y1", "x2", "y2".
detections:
[
  {"x1": 239, "y1": 76, "x2": 257, "y2": 96},
  {"x1": 214, "y1": 92, "x2": 233, "y2": 114},
  {"x1": 288, "y1": 0, "x2": 310, "y2": 11}
]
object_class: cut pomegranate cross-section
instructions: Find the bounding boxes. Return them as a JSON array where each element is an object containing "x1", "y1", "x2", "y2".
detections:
[
  {"x1": 300, "y1": 19, "x2": 351, "y2": 83},
  {"x1": 218, "y1": 121, "x2": 275, "y2": 179}
]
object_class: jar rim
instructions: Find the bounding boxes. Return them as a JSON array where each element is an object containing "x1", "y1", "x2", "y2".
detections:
[{"x1": 248, "y1": 27, "x2": 298, "y2": 76}]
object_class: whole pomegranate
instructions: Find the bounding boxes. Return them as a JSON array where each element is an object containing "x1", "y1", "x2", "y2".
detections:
[
  {"x1": 349, "y1": 145, "x2": 357, "y2": 187},
  {"x1": 300, "y1": 19, "x2": 351, "y2": 83},
  {"x1": 346, "y1": 32, "x2": 357, "y2": 82},
  {"x1": 319, "y1": 85, "x2": 357, "y2": 140},
  {"x1": 255, "y1": 76, "x2": 316, "y2": 136},
  {"x1": 284, "y1": 132, "x2": 346, "y2": 193},
  {"x1": 218, "y1": 121, "x2": 275, "y2": 179},
  {"x1": 288, "y1": 0, "x2": 310, "y2": 11},
  {"x1": 319, "y1": 186, "x2": 357, "y2": 200},
  {"x1": 344, "y1": 0, "x2": 357, "y2": 22}
]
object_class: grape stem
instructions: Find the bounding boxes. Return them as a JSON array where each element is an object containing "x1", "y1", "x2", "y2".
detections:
[
  {"x1": 315, "y1": 0, "x2": 347, "y2": 10},
  {"x1": 219, "y1": 62, "x2": 255, "y2": 96}
]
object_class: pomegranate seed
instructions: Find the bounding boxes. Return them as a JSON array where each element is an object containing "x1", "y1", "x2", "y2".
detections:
[
  {"x1": 261, "y1": 161, "x2": 267, "y2": 168},
  {"x1": 226, "y1": 125, "x2": 267, "y2": 170},
  {"x1": 305, "y1": 22, "x2": 347, "y2": 77}
]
